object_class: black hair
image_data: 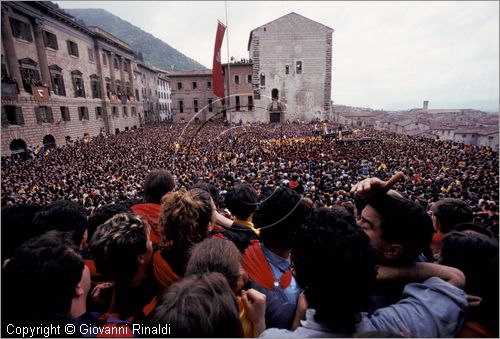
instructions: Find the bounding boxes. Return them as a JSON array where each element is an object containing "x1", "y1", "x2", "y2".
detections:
[
  {"x1": 430, "y1": 198, "x2": 473, "y2": 233},
  {"x1": 367, "y1": 193, "x2": 433, "y2": 266},
  {"x1": 440, "y1": 230, "x2": 499, "y2": 336},
  {"x1": 1, "y1": 203, "x2": 42, "y2": 261},
  {"x1": 87, "y1": 202, "x2": 131, "y2": 244},
  {"x1": 224, "y1": 184, "x2": 258, "y2": 220},
  {"x1": 292, "y1": 207, "x2": 377, "y2": 333},
  {"x1": 90, "y1": 212, "x2": 150, "y2": 283},
  {"x1": 143, "y1": 169, "x2": 175, "y2": 204},
  {"x1": 256, "y1": 187, "x2": 311, "y2": 249},
  {"x1": 32, "y1": 200, "x2": 88, "y2": 247},
  {"x1": 2, "y1": 231, "x2": 84, "y2": 324}
]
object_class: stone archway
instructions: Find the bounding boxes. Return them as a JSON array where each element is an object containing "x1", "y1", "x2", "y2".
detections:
[
  {"x1": 43, "y1": 134, "x2": 56, "y2": 149},
  {"x1": 267, "y1": 100, "x2": 285, "y2": 123},
  {"x1": 10, "y1": 139, "x2": 27, "y2": 157}
]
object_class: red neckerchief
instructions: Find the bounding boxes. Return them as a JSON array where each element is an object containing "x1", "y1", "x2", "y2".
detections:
[
  {"x1": 151, "y1": 250, "x2": 181, "y2": 290},
  {"x1": 242, "y1": 240, "x2": 292, "y2": 290},
  {"x1": 131, "y1": 203, "x2": 162, "y2": 245}
]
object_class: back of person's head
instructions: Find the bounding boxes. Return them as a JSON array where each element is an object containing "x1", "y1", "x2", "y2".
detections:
[
  {"x1": 224, "y1": 183, "x2": 258, "y2": 220},
  {"x1": 32, "y1": 200, "x2": 87, "y2": 247},
  {"x1": 2, "y1": 230, "x2": 84, "y2": 324},
  {"x1": 367, "y1": 193, "x2": 433, "y2": 266},
  {"x1": 430, "y1": 198, "x2": 473, "y2": 233},
  {"x1": 439, "y1": 230, "x2": 498, "y2": 296},
  {"x1": 292, "y1": 207, "x2": 377, "y2": 333},
  {"x1": 190, "y1": 182, "x2": 220, "y2": 208},
  {"x1": 87, "y1": 202, "x2": 131, "y2": 245},
  {"x1": 147, "y1": 272, "x2": 243, "y2": 337},
  {"x1": 143, "y1": 169, "x2": 175, "y2": 204},
  {"x1": 185, "y1": 238, "x2": 243, "y2": 291},
  {"x1": 451, "y1": 222, "x2": 496, "y2": 238},
  {"x1": 159, "y1": 188, "x2": 213, "y2": 254},
  {"x1": 1, "y1": 203, "x2": 42, "y2": 262},
  {"x1": 439, "y1": 230, "x2": 499, "y2": 335},
  {"x1": 255, "y1": 187, "x2": 311, "y2": 249},
  {"x1": 90, "y1": 212, "x2": 150, "y2": 283}
]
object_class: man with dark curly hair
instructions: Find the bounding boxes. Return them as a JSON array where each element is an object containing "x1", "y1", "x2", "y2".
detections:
[{"x1": 259, "y1": 207, "x2": 467, "y2": 338}]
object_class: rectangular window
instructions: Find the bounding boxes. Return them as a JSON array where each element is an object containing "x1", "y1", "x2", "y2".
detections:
[
  {"x1": 208, "y1": 99, "x2": 213, "y2": 112},
  {"x1": 285, "y1": 65, "x2": 289, "y2": 74},
  {"x1": 102, "y1": 53, "x2": 107, "y2": 66},
  {"x1": 296, "y1": 61, "x2": 302, "y2": 74},
  {"x1": 61, "y1": 106, "x2": 70, "y2": 121},
  {"x1": 88, "y1": 48, "x2": 94, "y2": 62},
  {"x1": 78, "y1": 107, "x2": 89, "y2": 120},
  {"x1": 114, "y1": 58, "x2": 119, "y2": 70},
  {"x1": 179, "y1": 100, "x2": 184, "y2": 113},
  {"x1": 235, "y1": 96, "x2": 240, "y2": 111},
  {"x1": 35, "y1": 106, "x2": 53, "y2": 124},
  {"x1": 234, "y1": 75, "x2": 240, "y2": 85},
  {"x1": 194, "y1": 100, "x2": 199, "y2": 113},
  {"x1": 72, "y1": 73, "x2": 85, "y2": 97},
  {"x1": 247, "y1": 74, "x2": 252, "y2": 84},
  {"x1": 207, "y1": 81, "x2": 212, "y2": 89},
  {"x1": 43, "y1": 31, "x2": 58, "y2": 50},
  {"x1": 1, "y1": 105, "x2": 24, "y2": 126},
  {"x1": 177, "y1": 82, "x2": 182, "y2": 90},
  {"x1": 192, "y1": 81, "x2": 197, "y2": 90},
  {"x1": 50, "y1": 72, "x2": 66, "y2": 96},
  {"x1": 10, "y1": 17, "x2": 32, "y2": 42},
  {"x1": 95, "y1": 107, "x2": 102, "y2": 119},
  {"x1": 112, "y1": 106, "x2": 118, "y2": 118},
  {"x1": 91, "y1": 77, "x2": 100, "y2": 98},
  {"x1": 67, "y1": 41, "x2": 79, "y2": 57},
  {"x1": 123, "y1": 106, "x2": 128, "y2": 117},
  {"x1": 131, "y1": 106, "x2": 136, "y2": 116},
  {"x1": 20, "y1": 66, "x2": 41, "y2": 93},
  {"x1": 248, "y1": 96, "x2": 254, "y2": 111},
  {"x1": 135, "y1": 89, "x2": 140, "y2": 102},
  {"x1": 260, "y1": 73, "x2": 265, "y2": 86}
]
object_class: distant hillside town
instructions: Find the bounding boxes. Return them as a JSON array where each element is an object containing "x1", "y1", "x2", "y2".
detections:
[{"x1": 334, "y1": 101, "x2": 499, "y2": 150}]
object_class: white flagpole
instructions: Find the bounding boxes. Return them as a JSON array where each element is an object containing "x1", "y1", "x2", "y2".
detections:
[{"x1": 225, "y1": 0, "x2": 231, "y2": 128}]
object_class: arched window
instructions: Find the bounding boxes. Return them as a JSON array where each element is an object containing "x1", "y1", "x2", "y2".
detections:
[{"x1": 272, "y1": 88, "x2": 279, "y2": 100}]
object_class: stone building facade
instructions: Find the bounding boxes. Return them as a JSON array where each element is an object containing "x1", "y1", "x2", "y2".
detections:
[
  {"x1": 247, "y1": 12, "x2": 333, "y2": 123},
  {"x1": 169, "y1": 70, "x2": 223, "y2": 123},
  {"x1": 223, "y1": 62, "x2": 255, "y2": 123},
  {"x1": 136, "y1": 62, "x2": 160, "y2": 124},
  {"x1": 1, "y1": 1, "x2": 141, "y2": 156},
  {"x1": 157, "y1": 70, "x2": 172, "y2": 121}
]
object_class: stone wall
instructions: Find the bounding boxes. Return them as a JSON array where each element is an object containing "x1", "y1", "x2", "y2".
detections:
[{"x1": 249, "y1": 13, "x2": 333, "y2": 123}]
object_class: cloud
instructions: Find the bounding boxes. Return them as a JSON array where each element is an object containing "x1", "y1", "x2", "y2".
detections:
[{"x1": 56, "y1": 1, "x2": 499, "y2": 111}]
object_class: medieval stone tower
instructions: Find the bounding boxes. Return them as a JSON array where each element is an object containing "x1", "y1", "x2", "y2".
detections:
[{"x1": 244, "y1": 12, "x2": 334, "y2": 123}]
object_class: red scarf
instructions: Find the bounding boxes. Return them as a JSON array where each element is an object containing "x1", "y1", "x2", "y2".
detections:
[
  {"x1": 131, "y1": 203, "x2": 162, "y2": 245},
  {"x1": 151, "y1": 250, "x2": 181, "y2": 290},
  {"x1": 242, "y1": 240, "x2": 292, "y2": 290}
]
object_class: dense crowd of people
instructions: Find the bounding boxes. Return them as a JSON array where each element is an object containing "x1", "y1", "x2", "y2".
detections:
[
  {"x1": 2, "y1": 122, "x2": 498, "y2": 229},
  {"x1": 1, "y1": 121, "x2": 498, "y2": 338}
]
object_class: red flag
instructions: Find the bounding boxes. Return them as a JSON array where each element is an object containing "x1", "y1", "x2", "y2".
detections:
[{"x1": 212, "y1": 21, "x2": 226, "y2": 98}]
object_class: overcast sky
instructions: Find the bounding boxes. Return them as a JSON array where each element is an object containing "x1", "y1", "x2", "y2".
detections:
[{"x1": 56, "y1": 1, "x2": 499, "y2": 112}]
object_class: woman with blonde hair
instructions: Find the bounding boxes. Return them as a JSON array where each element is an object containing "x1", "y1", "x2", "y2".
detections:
[{"x1": 152, "y1": 188, "x2": 215, "y2": 290}]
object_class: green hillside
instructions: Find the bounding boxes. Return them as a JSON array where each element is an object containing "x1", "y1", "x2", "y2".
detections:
[{"x1": 65, "y1": 8, "x2": 206, "y2": 71}]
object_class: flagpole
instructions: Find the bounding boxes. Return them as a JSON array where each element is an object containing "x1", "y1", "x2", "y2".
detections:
[{"x1": 225, "y1": 0, "x2": 231, "y2": 129}]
